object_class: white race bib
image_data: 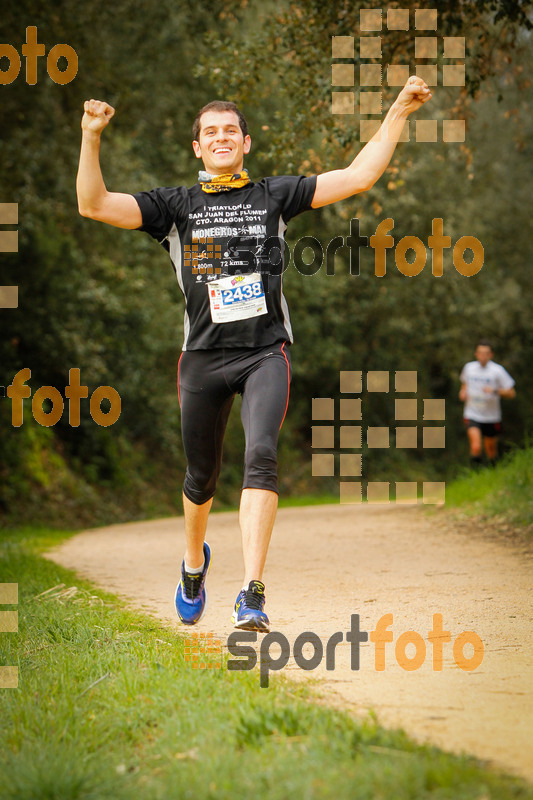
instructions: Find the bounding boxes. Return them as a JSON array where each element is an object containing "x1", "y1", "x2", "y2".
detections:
[{"x1": 208, "y1": 272, "x2": 267, "y2": 324}]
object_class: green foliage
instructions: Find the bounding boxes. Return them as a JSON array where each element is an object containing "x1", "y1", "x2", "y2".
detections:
[
  {"x1": 0, "y1": 0, "x2": 224, "y2": 525},
  {"x1": 1, "y1": 0, "x2": 532, "y2": 525},
  {"x1": 445, "y1": 445, "x2": 533, "y2": 528},
  {"x1": 0, "y1": 399, "x2": 183, "y2": 528},
  {"x1": 196, "y1": 0, "x2": 532, "y2": 167}
]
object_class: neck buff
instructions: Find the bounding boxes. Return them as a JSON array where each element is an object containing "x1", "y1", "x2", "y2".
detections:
[{"x1": 198, "y1": 169, "x2": 251, "y2": 193}]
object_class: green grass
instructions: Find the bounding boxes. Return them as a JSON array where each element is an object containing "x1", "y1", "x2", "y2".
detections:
[
  {"x1": 277, "y1": 493, "x2": 338, "y2": 508},
  {"x1": 445, "y1": 446, "x2": 533, "y2": 529},
  {"x1": 1, "y1": 527, "x2": 532, "y2": 799},
  {"x1": 213, "y1": 493, "x2": 339, "y2": 513}
]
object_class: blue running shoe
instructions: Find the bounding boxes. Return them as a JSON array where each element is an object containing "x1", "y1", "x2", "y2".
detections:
[
  {"x1": 231, "y1": 580, "x2": 270, "y2": 632},
  {"x1": 175, "y1": 542, "x2": 211, "y2": 624}
]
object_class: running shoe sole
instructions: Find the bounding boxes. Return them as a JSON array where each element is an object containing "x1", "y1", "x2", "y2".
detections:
[{"x1": 231, "y1": 612, "x2": 269, "y2": 632}]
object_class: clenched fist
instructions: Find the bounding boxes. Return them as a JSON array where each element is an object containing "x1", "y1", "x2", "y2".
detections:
[
  {"x1": 81, "y1": 99, "x2": 115, "y2": 134},
  {"x1": 395, "y1": 76, "x2": 432, "y2": 115}
]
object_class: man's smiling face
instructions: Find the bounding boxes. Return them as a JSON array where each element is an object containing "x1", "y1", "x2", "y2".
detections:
[{"x1": 192, "y1": 110, "x2": 251, "y2": 176}]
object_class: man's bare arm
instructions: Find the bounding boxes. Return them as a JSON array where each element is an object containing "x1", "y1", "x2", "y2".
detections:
[
  {"x1": 497, "y1": 386, "x2": 516, "y2": 399},
  {"x1": 76, "y1": 99, "x2": 142, "y2": 229},
  {"x1": 311, "y1": 77, "x2": 432, "y2": 209}
]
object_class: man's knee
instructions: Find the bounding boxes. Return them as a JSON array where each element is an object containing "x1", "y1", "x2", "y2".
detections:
[
  {"x1": 245, "y1": 439, "x2": 277, "y2": 469},
  {"x1": 467, "y1": 428, "x2": 482, "y2": 456},
  {"x1": 243, "y1": 440, "x2": 278, "y2": 489},
  {"x1": 484, "y1": 437, "x2": 498, "y2": 459},
  {"x1": 183, "y1": 467, "x2": 218, "y2": 505}
]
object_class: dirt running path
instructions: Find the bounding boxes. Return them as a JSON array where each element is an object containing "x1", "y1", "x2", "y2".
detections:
[{"x1": 45, "y1": 504, "x2": 533, "y2": 781}]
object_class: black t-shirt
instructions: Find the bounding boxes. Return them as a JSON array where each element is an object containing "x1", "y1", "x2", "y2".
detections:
[{"x1": 134, "y1": 175, "x2": 317, "y2": 350}]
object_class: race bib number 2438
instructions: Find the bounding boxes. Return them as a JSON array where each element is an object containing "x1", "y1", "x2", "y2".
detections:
[{"x1": 208, "y1": 272, "x2": 267, "y2": 324}]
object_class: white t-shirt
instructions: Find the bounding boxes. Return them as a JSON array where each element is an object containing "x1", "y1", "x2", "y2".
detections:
[{"x1": 460, "y1": 360, "x2": 515, "y2": 423}]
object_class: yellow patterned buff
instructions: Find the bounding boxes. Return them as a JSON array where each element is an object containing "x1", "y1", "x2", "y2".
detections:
[{"x1": 199, "y1": 169, "x2": 251, "y2": 193}]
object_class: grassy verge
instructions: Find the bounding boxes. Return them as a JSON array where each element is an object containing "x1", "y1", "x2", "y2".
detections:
[
  {"x1": 445, "y1": 446, "x2": 533, "y2": 530},
  {"x1": 1, "y1": 527, "x2": 532, "y2": 800}
]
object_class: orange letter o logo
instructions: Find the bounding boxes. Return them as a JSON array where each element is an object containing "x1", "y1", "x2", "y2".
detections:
[
  {"x1": 453, "y1": 631, "x2": 484, "y2": 671},
  {"x1": 32, "y1": 386, "x2": 64, "y2": 426},
  {"x1": 47, "y1": 44, "x2": 78, "y2": 84},
  {"x1": 395, "y1": 630, "x2": 426, "y2": 671},
  {"x1": 0, "y1": 45, "x2": 21, "y2": 84},
  {"x1": 453, "y1": 236, "x2": 484, "y2": 276},
  {"x1": 395, "y1": 236, "x2": 427, "y2": 277},
  {"x1": 90, "y1": 386, "x2": 121, "y2": 427}
]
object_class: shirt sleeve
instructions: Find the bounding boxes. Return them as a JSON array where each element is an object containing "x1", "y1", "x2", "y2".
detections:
[
  {"x1": 133, "y1": 186, "x2": 189, "y2": 242},
  {"x1": 497, "y1": 365, "x2": 515, "y2": 390},
  {"x1": 265, "y1": 175, "x2": 317, "y2": 223}
]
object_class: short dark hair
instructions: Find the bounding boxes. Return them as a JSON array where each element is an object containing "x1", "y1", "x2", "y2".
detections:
[
  {"x1": 477, "y1": 339, "x2": 494, "y2": 351},
  {"x1": 192, "y1": 101, "x2": 248, "y2": 142}
]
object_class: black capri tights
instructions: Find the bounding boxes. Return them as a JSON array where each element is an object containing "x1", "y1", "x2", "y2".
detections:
[{"x1": 178, "y1": 342, "x2": 292, "y2": 505}]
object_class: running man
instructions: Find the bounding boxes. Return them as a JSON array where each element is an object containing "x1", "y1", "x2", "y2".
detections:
[
  {"x1": 460, "y1": 340, "x2": 516, "y2": 467},
  {"x1": 76, "y1": 77, "x2": 432, "y2": 632}
]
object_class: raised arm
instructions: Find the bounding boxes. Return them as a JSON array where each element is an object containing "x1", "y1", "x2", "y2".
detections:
[
  {"x1": 76, "y1": 99, "x2": 143, "y2": 229},
  {"x1": 311, "y1": 77, "x2": 432, "y2": 209}
]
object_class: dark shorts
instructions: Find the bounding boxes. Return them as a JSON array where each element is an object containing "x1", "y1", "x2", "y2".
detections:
[
  {"x1": 464, "y1": 419, "x2": 502, "y2": 438},
  {"x1": 178, "y1": 341, "x2": 292, "y2": 504}
]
